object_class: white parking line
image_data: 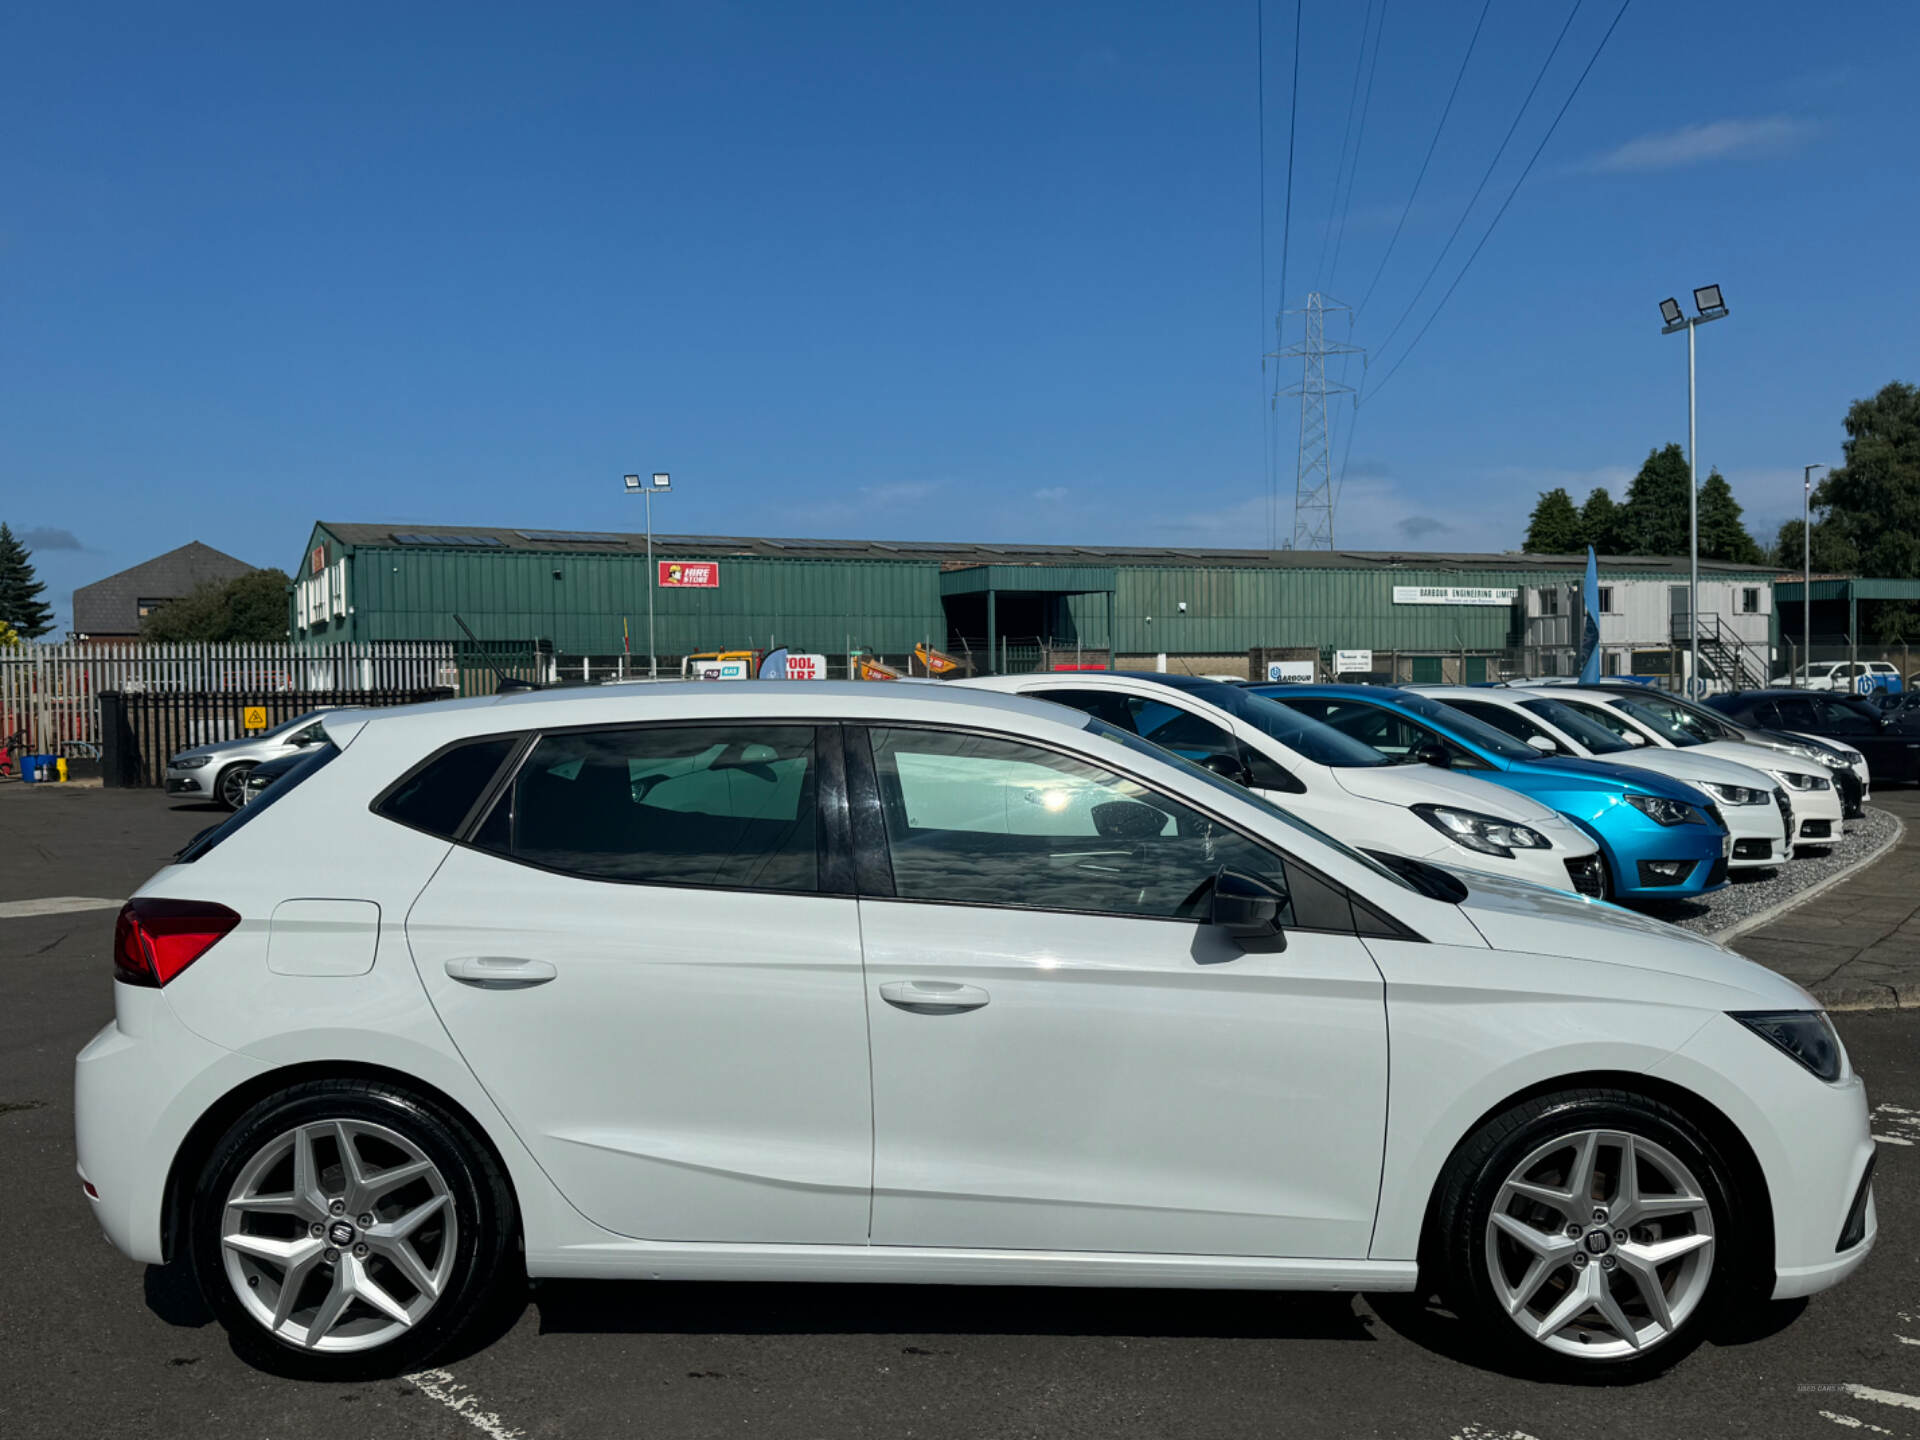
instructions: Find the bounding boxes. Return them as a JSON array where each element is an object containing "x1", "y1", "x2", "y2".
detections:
[
  {"x1": 0, "y1": 897, "x2": 121, "y2": 919},
  {"x1": 1844, "y1": 1384, "x2": 1920, "y2": 1412},
  {"x1": 405, "y1": 1368, "x2": 528, "y2": 1440},
  {"x1": 1873, "y1": 1104, "x2": 1919, "y2": 1147},
  {"x1": 1819, "y1": 1412, "x2": 1893, "y2": 1433}
]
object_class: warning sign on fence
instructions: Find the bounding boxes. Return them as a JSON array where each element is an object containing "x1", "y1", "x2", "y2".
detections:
[{"x1": 243, "y1": 706, "x2": 268, "y2": 731}]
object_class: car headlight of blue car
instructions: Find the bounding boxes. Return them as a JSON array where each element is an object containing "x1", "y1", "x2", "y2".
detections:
[{"x1": 1624, "y1": 793, "x2": 1708, "y2": 826}]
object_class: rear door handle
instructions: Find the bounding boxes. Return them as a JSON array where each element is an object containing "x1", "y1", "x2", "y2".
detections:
[
  {"x1": 879, "y1": 980, "x2": 990, "y2": 1015},
  {"x1": 444, "y1": 956, "x2": 557, "y2": 988}
]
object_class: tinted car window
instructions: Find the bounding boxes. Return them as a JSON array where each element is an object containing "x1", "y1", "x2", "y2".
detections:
[
  {"x1": 1517, "y1": 698, "x2": 1635, "y2": 753},
  {"x1": 1811, "y1": 696, "x2": 1877, "y2": 735},
  {"x1": 376, "y1": 735, "x2": 521, "y2": 839},
  {"x1": 1614, "y1": 695, "x2": 1719, "y2": 746},
  {"x1": 479, "y1": 726, "x2": 819, "y2": 891},
  {"x1": 1448, "y1": 700, "x2": 1564, "y2": 752},
  {"x1": 1272, "y1": 697, "x2": 1489, "y2": 770},
  {"x1": 868, "y1": 727, "x2": 1315, "y2": 922}
]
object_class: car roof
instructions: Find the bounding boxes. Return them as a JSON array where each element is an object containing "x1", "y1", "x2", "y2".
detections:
[{"x1": 326, "y1": 679, "x2": 1090, "y2": 744}]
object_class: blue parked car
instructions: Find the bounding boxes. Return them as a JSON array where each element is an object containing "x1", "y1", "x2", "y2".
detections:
[{"x1": 1249, "y1": 684, "x2": 1731, "y2": 901}]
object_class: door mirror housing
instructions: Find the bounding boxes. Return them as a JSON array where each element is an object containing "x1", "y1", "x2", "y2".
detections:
[
  {"x1": 1525, "y1": 735, "x2": 1558, "y2": 754},
  {"x1": 1208, "y1": 868, "x2": 1288, "y2": 953},
  {"x1": 1198, "y1": 751, "x2": 1253, "y2": 786},
  {"x1": 1409, "y1": 740, "x2": 1452, "y2": 769},
  {"x1": 1624, "y1": 730, "x2": 1648, "y2": 746}
]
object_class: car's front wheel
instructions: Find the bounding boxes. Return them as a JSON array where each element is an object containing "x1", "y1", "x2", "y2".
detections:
[
  {"x1": 188, "y1": 1078, "x2": 518, "y2": 1377},
  {"x1": 215, "y1": 762, "x2": 255, "y2": 810},
  {"x1": 1431, "y1": 1089, "x2": 1746, "y2": 1380}
]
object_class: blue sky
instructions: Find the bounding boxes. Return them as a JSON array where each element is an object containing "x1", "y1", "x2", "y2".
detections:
[{"x1": 6, "y1": 0, "x2": 1916, "y2": 630}]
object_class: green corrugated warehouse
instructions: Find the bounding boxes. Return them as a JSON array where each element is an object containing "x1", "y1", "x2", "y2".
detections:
[{"x1": 290, "y1": 520, "x2": 1778, "y2": 682}]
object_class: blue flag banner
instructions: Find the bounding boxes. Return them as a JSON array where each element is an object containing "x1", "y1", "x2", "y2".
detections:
[
  {"x1": 1578, "y1": 547, "x2": 1601, "y2": 685},
  {"x1": 758, "y1": 648, "x2": 789, "y2": 679}
]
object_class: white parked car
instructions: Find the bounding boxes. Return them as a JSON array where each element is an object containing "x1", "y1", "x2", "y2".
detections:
[
  {"x1": 1534, "y1": 688, "x2": 1846, "y2": 851},
  {"x1": 76, "y1": 682, "x2": 1874, "y2": 1382},
  {"x1": 1784, "y1": 660, "x2": 1901, "y2": 695},
  {"x1": 1414, "y1": 688, "x2": 1791, "y2": 870},
  {"x1": 960, "y1": 671, "x2": 1605, "y2": 896}
]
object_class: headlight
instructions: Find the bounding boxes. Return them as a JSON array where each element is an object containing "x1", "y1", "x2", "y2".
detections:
[
  {"x1": 1731, "y1": 1010, "x2": 1844, "y2": 1082},
  {"x1": 1779, "y1": 770, "x2": 1832, "y2": 792},
  {"x1": 170, "y1": 756, "x2": 211, "y2": 770},
  {"x1": 1412, "y1": 804, "x2": 1552, "y2": 858},
  {"x1": 1701, "y1": 781, "x2": 1768, "y2": 806},
  {"x1": 1624, "y1": 793, "x2": 1706, "y2": 826}
]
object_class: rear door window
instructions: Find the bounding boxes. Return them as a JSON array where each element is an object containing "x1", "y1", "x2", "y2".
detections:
[{"x1": 475, "y1": 725, "x2": 821, "y2": 892}]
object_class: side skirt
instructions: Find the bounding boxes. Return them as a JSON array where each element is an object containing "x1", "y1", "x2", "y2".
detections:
[{"x1": 528, "y1": 1242, "x2": 1419, "y2": 1291}]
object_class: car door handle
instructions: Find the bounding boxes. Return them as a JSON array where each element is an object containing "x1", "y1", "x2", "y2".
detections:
[
  {"x1": 878, "y1": 980, "x2": 990, "y2": 1015},
  {"x1": 443, "y1": 956, "x2": 557, "y2": 988}
]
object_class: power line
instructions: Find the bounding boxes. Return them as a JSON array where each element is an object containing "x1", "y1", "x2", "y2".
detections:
[
  {"x1": 1326, "y1": 0, "x2": 1389, "y2": 293},
  {"x1": 1364, "y1": 0, "x2": 1633, "y2": 402},
  {"x1": 1258, "y1": 0, "x2": 1272, "y2": 552},
  {"x1": 1313, "y1": 0, "x2": 1377, "y2": 293},
  {"x1": 1369, "y1": 0, "x2": 1587, "y2": 365},
  {"x1": 1269, "y1": 0, "x2": 1302, "y2": 549},
  {"x1": 1352, "y1": 0, "x2": 1493, "y2": 318}
]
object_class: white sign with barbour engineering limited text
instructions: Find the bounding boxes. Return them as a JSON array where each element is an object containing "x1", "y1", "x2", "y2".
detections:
[{"x1": 1391, "y1": 585, "x2": 1518, "y2": 607}]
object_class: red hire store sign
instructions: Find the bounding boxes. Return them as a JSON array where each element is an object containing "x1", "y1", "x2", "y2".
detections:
[{"x1": 658, "y1": 562, "x2": 720, "y2": 589}]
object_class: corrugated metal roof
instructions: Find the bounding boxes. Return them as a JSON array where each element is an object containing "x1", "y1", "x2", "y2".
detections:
[{"x1": 317, "y1": 522, "x2": 1777, "y2": 576}]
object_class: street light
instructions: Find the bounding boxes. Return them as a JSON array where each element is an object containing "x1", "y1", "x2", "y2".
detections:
[
  {"x1": 623, "y1": 471, "x2": 672, "y2": 678},
  {"x1": 1657, "y1": 285, "x2": 1729, "y2": 696},
  {"x1": 1802, "y1": 463, "x2": 1827, "y2": 686}
]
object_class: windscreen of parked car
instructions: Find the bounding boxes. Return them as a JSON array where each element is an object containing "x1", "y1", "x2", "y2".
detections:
[
  {"x1": 1517, "y1": 698, "x2": 1637, "y2": 754},
  {"x1": 1043, "y1": 682, "x2": 1389, "y2": 769},
  {"x1": 1082, "y1": 718, "x2": 1416, "y2": 896},
  {"x1": 475, "y1": 725, "x2": 819, "y2": 891},
  {"x1": 1612, "y1": 694, "x2": 1722, "y2": 747}
]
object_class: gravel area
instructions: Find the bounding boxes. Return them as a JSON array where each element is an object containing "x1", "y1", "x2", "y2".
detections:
[{"x1": 1622, "y1": 805, "x2": 1903, "y2": 935}]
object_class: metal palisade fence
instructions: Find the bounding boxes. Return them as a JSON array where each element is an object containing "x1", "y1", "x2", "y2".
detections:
[{"x1": 0, "y1": 641, "x2": 460, "y2": 757}]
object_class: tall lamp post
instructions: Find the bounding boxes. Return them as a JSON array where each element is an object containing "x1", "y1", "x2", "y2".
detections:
[
  {"x1": 1802, "y1": 463, "x2": 1826, "y2": 685},
  {"x1": 624, "y1": 471, "x2": 672, "y2": 678},
  {"x1": 1659, "y1": 286, "x2": 1729, "y2": 696}
]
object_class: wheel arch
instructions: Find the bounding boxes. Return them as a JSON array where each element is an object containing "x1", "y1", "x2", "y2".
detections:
[
  {"x1": 1414, "y1": 1068, "x2": 1775, "y2": 1290},
  {"x1": 159, "y1": 1059, "x2": 522, "y2": 1265}
]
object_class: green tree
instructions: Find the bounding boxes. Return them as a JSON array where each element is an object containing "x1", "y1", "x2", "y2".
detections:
[
  {"x1": 140, "y1": 569, "x2": 291, "y2": 642},
  {"x1": 1769, "y1": 517, "x2": 1858, "y2": 573},
  {"x1": 1817, "y1": 380, "x2": 1920, "y2": 578},
  {"x1": 1579, "y1": 487, "x2": 1626, "y2": 553},
  {"x1": 1694, "y1": 469, "x2": 1763, "y2": 564},
  {"x1": 0, "y1": 523, "x2": 56, "y2": 639},
  {"x1": 1523, "y1": 487, "x2": 1585, "y2": 552},
  {"x1": 1619, "y1": 444, "x2": 1693, "y2": 556}
]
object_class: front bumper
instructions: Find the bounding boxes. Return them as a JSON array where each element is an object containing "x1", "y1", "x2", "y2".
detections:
[
  {"x1": 1721, "y1": 798, "x2": 1789, "y2": 870},
  {"x1": 1651, "y1": 1015, "x2": 1876, "y2": 1304},
  {"x1": 163, "y1": 769, "x2": 209, "y2": 796}
]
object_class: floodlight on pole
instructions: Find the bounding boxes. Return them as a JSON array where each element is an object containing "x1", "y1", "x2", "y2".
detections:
[
  {"x1": 1657, "y1": 286, "x2": 1730, "y2": 698},
  {"x1": 623, "y1": 469, "x2": 672, "y2": 679}
]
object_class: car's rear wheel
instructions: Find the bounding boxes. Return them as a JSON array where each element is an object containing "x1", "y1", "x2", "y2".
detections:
[
  {"x1": 215, "y1": 762, "x2": 255, "y2": 810},
  {"x1": 1432, "y1": 1089, "x2": 1745, "y2": 1381},
  {"x1": 189, "y1": 1078, "x2": 518, "y2": 1377}
]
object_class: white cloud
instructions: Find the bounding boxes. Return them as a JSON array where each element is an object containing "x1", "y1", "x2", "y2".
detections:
[
  {"x1": 859, "y1": 480, "x2": 940, "y2": 506},
  {"x1": 1033, "y1": 486, "x2": 1070, "y2": 503},
  {"x1": 1587, "y1": 115, "x2": 1811, "y2": 173}
]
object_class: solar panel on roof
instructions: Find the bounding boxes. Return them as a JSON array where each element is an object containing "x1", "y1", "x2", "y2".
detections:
[
  {"x1": 391, "y1": 532, "x2": 505, "y2": 547},
  {"x1": 873, "y1": 541, "x2": 978, "y2": 553},
  {"x1": 514, "y1": 530, "x2": 630, "y2": 544},
  {"x1": 762, "y1": 537, "x2": 856, "y2": 550}
]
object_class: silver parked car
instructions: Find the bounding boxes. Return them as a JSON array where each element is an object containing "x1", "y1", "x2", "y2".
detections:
[{"x1": 163, "y1": 710, "x2": 340, "y2": 809}]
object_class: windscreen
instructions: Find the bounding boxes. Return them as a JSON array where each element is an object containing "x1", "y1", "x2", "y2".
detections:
[
  {"x1": 1614, "y1": 694, "x2": 1721, "y2": 747},
  {"x1": 1376, "y1": 691, "x2": 1541, "y2": 762},
  {"x1": 1519, "y1": 698, "x2": 1634, "y2": 753},
  {"x1": 1082, "y1": 716, "x2": 1415, "y2": 893},
  {"x1": 1132, "y1": 674, "x2": 1392, "y2": 767}
]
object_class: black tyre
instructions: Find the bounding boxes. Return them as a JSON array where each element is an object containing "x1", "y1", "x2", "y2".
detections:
[
  {"x1": 1430, "y1": 1088, "x2": 1747, "y2": 1382},
  {"x1": 188, "y1": 1077, "x2": 518, "y2": 1378},
  {"x1": 215, "y1": 762, "x2": 255, "y2": 811}
]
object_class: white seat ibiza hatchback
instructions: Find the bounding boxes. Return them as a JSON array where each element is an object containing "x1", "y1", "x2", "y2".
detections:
[{"x1": 76, "y1": 682, "x2": 1875, "y2": 1381}]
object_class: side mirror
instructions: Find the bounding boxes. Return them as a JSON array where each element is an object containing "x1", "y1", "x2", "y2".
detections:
[
  {"x1": 1409, "y1": 741, "x2": 1452, "y2": 769},
  {"x1": 1624, "y1": 731, "x2": 1648, "y2": 746},
  {"x1": 1525, "y1": 735, "x2": 1558, "y2": 754},
  {"x1": 1198, "y1": 751, "x2": 1253, "y2": 786},
  {"x1": 1208, "y1": 868, "x2": 1289, "y2": 953}
]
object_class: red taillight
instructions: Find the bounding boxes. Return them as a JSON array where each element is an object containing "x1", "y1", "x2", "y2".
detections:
[{"x1": 113, "y1": 899, "x2": 241, "y2": 987}]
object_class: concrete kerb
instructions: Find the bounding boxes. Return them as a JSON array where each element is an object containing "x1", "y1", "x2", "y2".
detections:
[{"x1": 1709, "y1": 807, "x2": 1913, "y2": 1011}]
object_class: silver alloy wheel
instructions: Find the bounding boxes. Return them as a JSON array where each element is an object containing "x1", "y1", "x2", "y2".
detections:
[
  {"x1": 1484, "y1": 1127, "x2": 1715, "y2": 1359},
  {"x1": 221, "y1": 1118, "x2": 457, "y2": 1352},
  {"x1": 218, "y1": 764, "x2": 253, "y2": 809}
]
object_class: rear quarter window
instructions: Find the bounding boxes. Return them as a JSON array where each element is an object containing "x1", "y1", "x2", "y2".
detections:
[{"x1": 374, "y1": 735, "x2": 523, "y2": 840}]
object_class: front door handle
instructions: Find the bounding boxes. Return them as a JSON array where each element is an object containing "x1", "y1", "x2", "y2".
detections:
[
  {"x1": 444, "y1": 956, "x2": 557, "y2": 988},
  {"x1": 878, "y1": 980, "x2": 990, "y2": 1015}
]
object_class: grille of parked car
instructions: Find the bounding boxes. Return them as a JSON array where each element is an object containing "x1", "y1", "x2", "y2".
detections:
[
  {"x1": 1833, "y1": 768, "x2": 1864, "y2": 819},
  {"x1": 1563, "y1": 854, "x2": 1605, "y2": 898},
  {"x1": 1774, "y1": 788, "x2": 1794, "y2": 836}
]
